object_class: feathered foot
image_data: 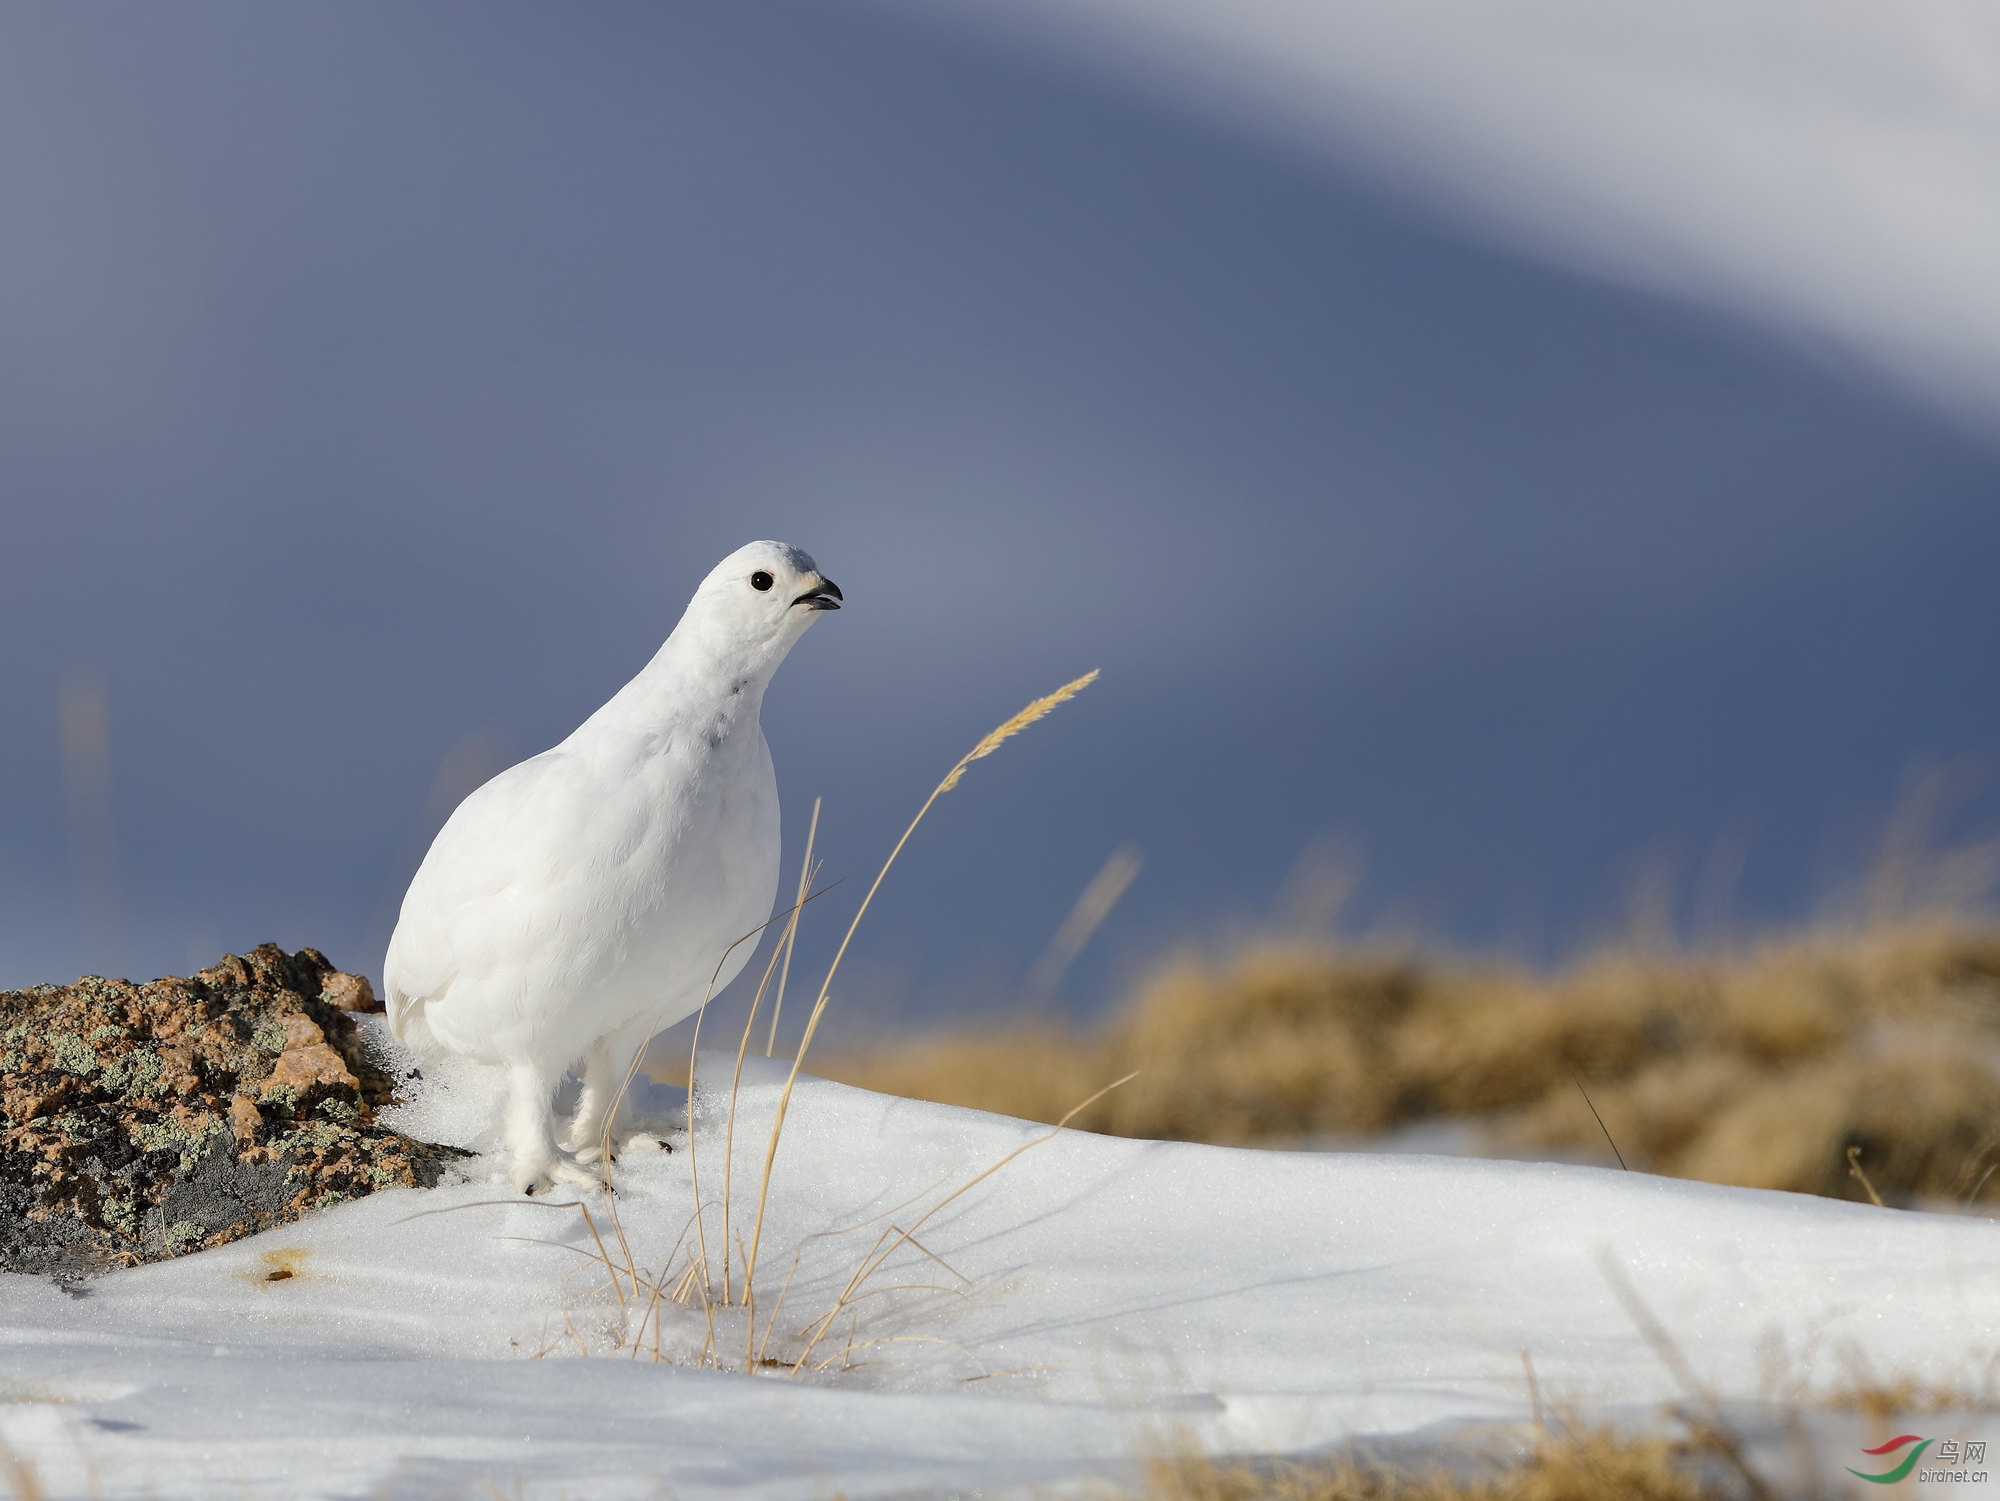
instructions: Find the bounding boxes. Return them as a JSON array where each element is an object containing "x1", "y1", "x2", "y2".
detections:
[
  {"x1": 510, "y1": 1149, "x2": 602, "y2": 1196},
  {"x1": 502, "y1": 1061, "x2": 601, "y2": 1195}
]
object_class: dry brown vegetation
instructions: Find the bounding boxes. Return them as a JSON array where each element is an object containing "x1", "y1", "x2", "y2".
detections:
[
  {"x1": 818, "y1": 921, "x2": 2000, "y2": 1208},
  {"x1": 1131, "y1": 1354, "x2": 2000, "y2": 1501},
  {"x1": 1136, "y1": 1425, "x2": 1721, "y2": 1501}
]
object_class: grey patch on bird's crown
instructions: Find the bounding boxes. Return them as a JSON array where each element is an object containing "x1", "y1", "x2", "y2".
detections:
[{"x1": 765, "y1": 542, "x2": 817, "y2": 575}]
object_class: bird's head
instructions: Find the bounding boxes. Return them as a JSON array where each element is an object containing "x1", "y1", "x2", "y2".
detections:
[{"x1": 679, "y1": 540, "x2": 842, "y2": 677}]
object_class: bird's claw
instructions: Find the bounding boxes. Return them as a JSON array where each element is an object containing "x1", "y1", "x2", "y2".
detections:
[
  {"x1": 563, "y1": 1130, "x2": 664, "y2": 1164},
  {"x1": 511, "y1": 1152, "x2": 604, "y2": 1196}
]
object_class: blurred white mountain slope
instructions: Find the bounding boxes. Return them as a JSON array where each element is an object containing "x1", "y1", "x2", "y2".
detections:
[{"x1": 910, "y1": 0, "x2": 2000, "y2": 428}]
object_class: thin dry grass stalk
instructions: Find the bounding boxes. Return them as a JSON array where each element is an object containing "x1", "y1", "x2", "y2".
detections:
[
  {"x1": 766, "y1": 796, "x2": 821, "y2": 1057},
  {"x1": 941, "y1": 671, "x2": 1100, "y2": 792},
  {"x1": 1597, "y1": 1252, "x2": 1777, "y2": 1501},
  {"x1": 719, "y1": 915, "x2": 801, "y2": 1304},
  {"x1": 781, "y1": 1070, "x2": 1134, "y2": 1375},
  {"x1": 665, "y1": 878, "x2": 842, "y2": 1312},
  {"x1": 672, "y1": 917, "x2": 771, "y2": 1300},
  {"x1": 1845, "y1": 1145, "x2": 1885, "y2": 1208},
  {"x1": 0, "y1": 1432, "x2": 45, "y2": 1501},
  {"x1": 711, "y1": 862, "x2": 837, "y2": 1304},
  {"x1": 1755, "y1": 1333, "x2": 2000, "y2": 1418},
  {"x1": 737, "y1": 670, "x2": 1099, "y2": 1348},
  {"x1": 534, "y1": 876, "x2": 843, "y2": 1341},
  {"x1": 1028, "y1": 844, "x2": 1143, "y2": 1002}
]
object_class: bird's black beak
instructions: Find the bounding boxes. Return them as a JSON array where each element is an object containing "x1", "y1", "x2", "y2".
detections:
[{"x1": 792, "y1": 577, "x2": 843, "y2": 611}]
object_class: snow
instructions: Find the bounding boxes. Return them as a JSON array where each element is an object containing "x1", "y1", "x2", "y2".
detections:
[{"x1": 3, "y1": 1030, "x2": 1995, "y2": 1497}]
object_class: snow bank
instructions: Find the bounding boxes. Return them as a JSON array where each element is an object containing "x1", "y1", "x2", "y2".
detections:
[{"x1": 2, "y1": 1049, "x2": 1993, "y2": 1497}]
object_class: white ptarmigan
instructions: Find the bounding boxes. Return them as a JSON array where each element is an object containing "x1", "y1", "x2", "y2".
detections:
[{"x1": 383, "y1": 541, "x2": 840, "y2": 1193}]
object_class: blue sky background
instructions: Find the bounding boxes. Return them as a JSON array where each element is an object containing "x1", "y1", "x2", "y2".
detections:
[{"x1": 4, "y1": 2, "x2": 1998, "y2": 1026}]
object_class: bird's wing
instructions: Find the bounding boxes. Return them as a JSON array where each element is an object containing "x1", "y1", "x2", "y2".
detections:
[{"x1": 385, "y1": 749, "x2": 642, "y2": 1009}]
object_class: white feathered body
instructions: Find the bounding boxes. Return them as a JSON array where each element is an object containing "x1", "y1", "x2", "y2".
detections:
[
  {"x1": 383, "y1": 649, "x2": 781, "y2": 1071},
  {"x1": 379, "y1": 539, "x2": 835, "y2": 1192}
]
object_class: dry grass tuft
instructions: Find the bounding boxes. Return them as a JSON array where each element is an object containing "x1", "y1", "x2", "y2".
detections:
[
  {"x1": 1762, "y1": 1335, "x2": 2000, "y2": 1418},
  {"x1": 821, "y1": 921, "x2": 2000, "y2": 1207},
  {"x1": 1138, "y1": 1422, "x2": 1719, "y2": 1501},
  {"x1": 520, "y1": 670, "x2": 1111, "y2": 1375}
]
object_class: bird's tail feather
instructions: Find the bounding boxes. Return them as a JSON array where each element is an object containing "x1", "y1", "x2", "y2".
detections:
[{"x1": 385, "y1": 984, "x2": 442, "y2": 1057}]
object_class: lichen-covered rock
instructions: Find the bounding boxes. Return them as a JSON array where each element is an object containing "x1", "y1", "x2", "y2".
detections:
[{"x1": 0, "y1": 944, "x2": 465, "y2": 1278}]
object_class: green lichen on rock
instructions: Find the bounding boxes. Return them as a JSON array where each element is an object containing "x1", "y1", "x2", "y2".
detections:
[
  {"x1": 133, "y1": 1113, "x2": 232, "y2": 1172},
  {"x1": 1, "y1": 943, "x2": 465, "y2": 1278},
  {"x1": 259, "y1": 1082, "x2": 300, "y2": 1113},
  {"x1": 99, "y1": 1046, "x2": 161, "y2": 1093},
  {"x1": 49, "y1": 1033, "x2": 100, "y2": 1076}
]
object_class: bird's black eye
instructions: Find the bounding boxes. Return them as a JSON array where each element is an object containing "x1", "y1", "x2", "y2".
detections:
[{"x1": 750, "y1": 571, "x2": 774, "y2": 592}]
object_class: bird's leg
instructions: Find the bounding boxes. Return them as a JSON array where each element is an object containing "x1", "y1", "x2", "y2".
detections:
[
  {"x1": 566, "y1": 1016, "x2": 659, "y2": 1164},
  {"x1": 503, "y1": 1059, "x2": 598, "y2": 1195}
]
